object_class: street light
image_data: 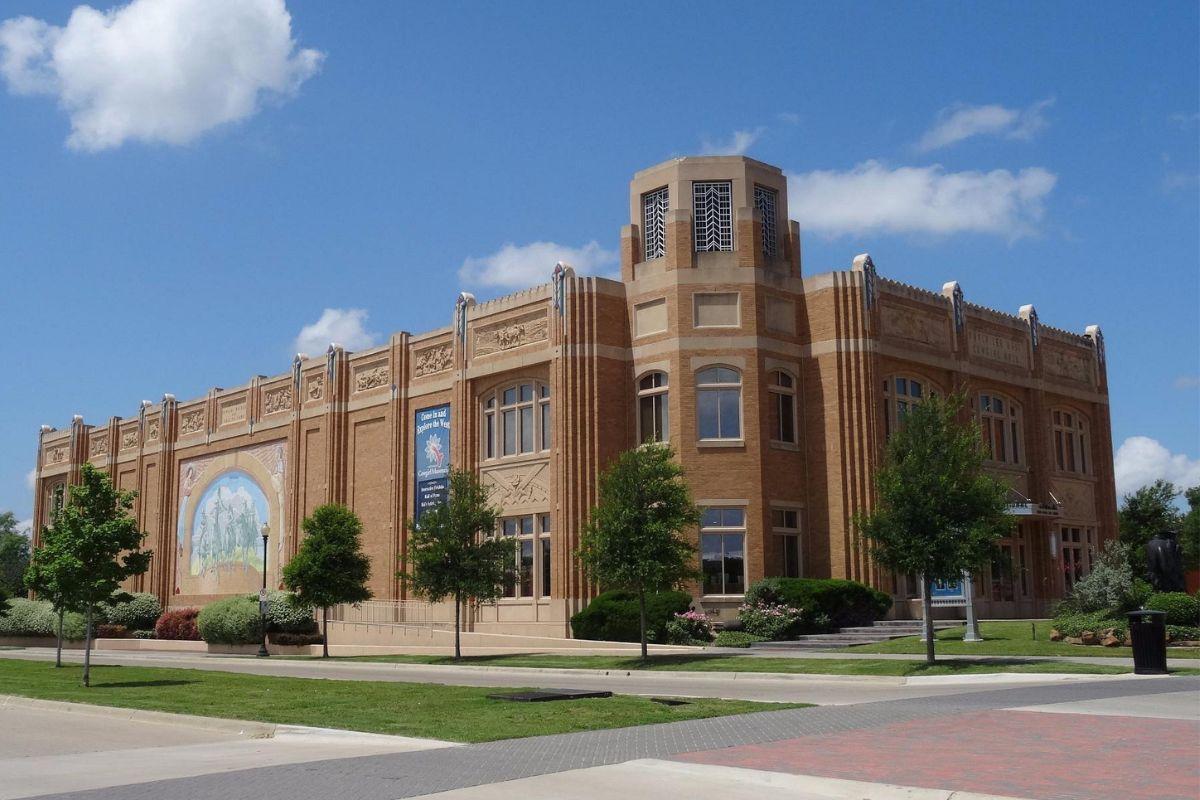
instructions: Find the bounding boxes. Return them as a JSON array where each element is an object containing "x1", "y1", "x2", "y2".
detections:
[{"x1": 257, "y1": 523, "x2": 270, "y2": 658}]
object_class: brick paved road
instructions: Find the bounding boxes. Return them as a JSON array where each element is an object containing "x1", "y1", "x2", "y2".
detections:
[{"x1": 24, "y1": 676, "x2": 1199, "y2": 800}]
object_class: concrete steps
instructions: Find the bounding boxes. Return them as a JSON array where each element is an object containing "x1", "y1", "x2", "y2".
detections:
[{"x1": 749, "y1": 620, "x2": 963, "y2": 651}]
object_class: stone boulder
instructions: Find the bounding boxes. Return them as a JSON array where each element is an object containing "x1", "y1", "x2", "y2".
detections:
[
  {"x1": 1049, "y1": 628, "x2": 1064, "y2": 642},
  {"x1": 1080, "y1": 630, "x2": 1099, "y2": 646}
]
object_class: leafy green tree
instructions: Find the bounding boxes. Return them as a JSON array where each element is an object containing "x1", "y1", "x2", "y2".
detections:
[
  {"x1": 855, "y1": 392, "x2": 1012, "y2": 664},
  {"x1": 576, "y1": 444, "x2": 701, "y2": 659},
  {"x1": 0, "y1": 512, "x2": 31, "y2": 596},
  {"x1": 41, "y1": 463, "x2": 152, "y2": 686},
  {"x1": 1179, "y1": 486, "x2": 1199, "y2": 572},
  {"x1": 282, "y1": 504, "x2": 372, "y2": 657},
  {"x1": 25, "y1": 516, "x2": 82, "y2": 667},
  {"x1": 1118, "y1": 480, "x2": 1182, "y2": 576},
  {"x1": 402, "y1": 469, "x2": 511, "y2": 660}
]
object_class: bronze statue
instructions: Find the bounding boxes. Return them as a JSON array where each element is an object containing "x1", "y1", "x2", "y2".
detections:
[{"x1": 1145, "y1": 529, "x2": 1186, "y2": 593}]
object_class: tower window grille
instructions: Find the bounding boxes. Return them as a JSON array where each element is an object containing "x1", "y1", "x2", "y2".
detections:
[
  {"x1": 693, "y1": 181, "x2": 733, "y2": 252},
  {"x1": 642, "y1": 187, "x2": 668, "y2": 260},
  {"x1": 754, "y1": 185, "x2": 777, "y2": 257}
]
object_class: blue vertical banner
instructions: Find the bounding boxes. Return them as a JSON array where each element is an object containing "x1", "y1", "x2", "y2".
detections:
[{"x1": 414, "y1": 404, "x2": 451, "y2": 520}]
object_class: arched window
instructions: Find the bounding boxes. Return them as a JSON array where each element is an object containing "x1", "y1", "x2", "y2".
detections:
[
  {"x1": 881, "y1": 376, "x2": 930, "y2": 438},
  {"x1": 1052, "y1": 408, "x2": 1089, "y2": 475},
  {"x1": 481, "y1": 381, "x2": 550, "y2": 460},
  {"x1": 696, "y1": 367, "x2": 742, "y2": 441},
  {"x1": 979, "y1": 392, "x2": 1022, "y2": 465},
  {"x1": 637, "y1": 372, "x2": 668, "y2": 443},
  {"x1": 768, "y1": 370, "x2": 797, "y2": 444}
]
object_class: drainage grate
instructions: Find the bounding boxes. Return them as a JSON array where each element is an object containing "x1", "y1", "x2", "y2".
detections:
[
  {"x1": 650, "y1": 697, "x2": 691, "y2": 706},
  {"x1": 486, "y1": 689, "x2": 614, "y2": 702}
]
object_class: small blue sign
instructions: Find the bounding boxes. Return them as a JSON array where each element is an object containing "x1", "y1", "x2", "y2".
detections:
[{"x1": 929, "y1": 578, "x2": 965, "y2": 601}]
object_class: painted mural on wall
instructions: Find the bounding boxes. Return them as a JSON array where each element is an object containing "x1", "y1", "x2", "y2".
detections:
[{"x1": 175, "y1": 441, "x2": 286, "y2": 597}]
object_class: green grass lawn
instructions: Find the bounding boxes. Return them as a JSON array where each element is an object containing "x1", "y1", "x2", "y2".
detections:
[
  {"x1": 332, "y1": 652, "x2": 1136, "y2": 676},
  {"x1": 843, "y1": 620, "x2": 1200, "y2": 659},
  {"x1": 0, "y1": 658, "x2": 796, "y2": 743}
]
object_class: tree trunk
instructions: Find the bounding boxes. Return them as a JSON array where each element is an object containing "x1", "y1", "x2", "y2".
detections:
[
  {"x1": 82, "y1": 606, "x2": 93, "y2": 687},
  {"x1": 638, "y1": 590, "x2": 648, "y2": 660},
  {"x1": 322, "y1": 606, "x2": 329, "y2": 658},
  {"x1": 453, "y1": 591, "x2": 462, "y2": 661},
  {"x1": 55, "y1": 608, "x2": 64, "y2": 668},
  {"x1": 922, "y1": 577, "x2": 936, "y2": 665}
]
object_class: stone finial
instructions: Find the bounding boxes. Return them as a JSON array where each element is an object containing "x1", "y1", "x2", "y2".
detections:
[
  {"x1": 851, "y1": 253, "x2": 877, "y2": 311},
  {"x1": 162, "y1": 393, "x2": 176, "y2": 403},
  {"x1": 455, "y1": 292, "x2": 476, "y2": 341},
  {"x1": 1018, "y1": 304, "x2": 1039, "y2": 350},
  {"x1": 552, "y1": 262, "x2": 575, "y2": 315},
  {"x1": 942, "y1": 281, "x2": 965, "y2": 332},
  {"x1": 72, "y1": 414, "x2": 83, "y2": 424},
  {"x1": 1085, "y1": 324, "x2": 1105, "y2": 366},
  {"x1": 39, "y1": 425, "x2": 53, "y2": 434}
]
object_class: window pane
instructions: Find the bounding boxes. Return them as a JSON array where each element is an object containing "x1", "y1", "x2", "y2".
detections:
[
  {"x1": 772, "y1": 509, "x2": 785, "y2": 528},
  {"x1": 520, "y1": 406, "x2": 534, "y2": 452},
  {"x1": 520, "y1": 515, "x2": 534, "y2": 535},
  {"x1": 723, "y1": 534, "x2": 745, "y2": 595},
  {"x1": 698, "y1": 389, "x2": 719, "y2": 439},
  {"x1": 658, "y1": 395, "x2": 668, "y2": 440},
  {"x1": 1011, "y1": 421, "x2": 1020, "y2": 464},
  {"x1": 520, "y1": 384, "x2": 533, "y2": 402},
  {"x1": 541, "y1": 402, "x2": 551, "y2": 450},
  {"x1": 719, "y1": 508, "x2": 744, "y2": 527},
  {"x1": 503, "y1": 409, "x2": 516, "y2": 455},
  {"x1": 503, "y1": 387, "x2": 517, "y2": 406},
  {"x1": 502, "y1": 519, "x2": 518, "y2": 537},
  {"x1": 540, "y1": 538, "x2": 551, "y2": 597},
  {"x1": 540, "y1": 385, "x2": 549, "y2": 398},
  {"x1": 519, "y1": 539, "x2": 534, "y2": 597},
  {"x1": 485, "y1": 414, "x2": 494, "y2": 459},
  {"x1": 701, "y1": 508, "x2": 724, "y2": 527},
  {"x1": 783, "y1": 535, "x2": 800, "y2": 578},
  {"x1": 896, "y1": 378, "x2": 907, "y2": 395},
  {"x1": 701, "y1": 534, "x2": 723, "y2": 594},
  {"x1": 540, "y1": 514, "x2": 551, "y2": 533},
  {"x1": 639, "y1": 395, "x2": 655, "y2": 442},
  {"x1": 718, "y1": 388, "x2": 740, "y2": 438},
  {"x1": 779, "y1": 394, "x2": 795, "y2": 442}
]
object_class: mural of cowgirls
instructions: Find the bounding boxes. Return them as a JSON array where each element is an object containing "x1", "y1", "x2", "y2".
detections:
[{"x1": 174, "y1": 441, "x2": 286, "y2": 599}]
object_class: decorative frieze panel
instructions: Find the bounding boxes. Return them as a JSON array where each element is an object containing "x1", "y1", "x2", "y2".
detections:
[
  {"x1": 179, "y1": 409, "x2": 205, "y2": 435},
  {"x1": 45, "y1": 444, "x2": 68, "y2": 465},
  {"x1": 880, "y1": 305, "x2": 951, "y2": 350},
  {"x1": 474, "y1": 313, "x2": 549, "y2": 357},
  {"x1": 263, "y1": 386, "x2": 292, "y2": 415},
  {"x1": 120, "y1": 429, "x2": 138, "y2": 450},
  {"x1": 481, "y1": 461, "x2": 549, "y2": 511},
  {"x1": 1050, "y1": 479, "x2": 1097, "y2": 522},
  {"x1": 89, "y1": 434, "x2": 109, "y2": 456},
  {"x1": 413, "y1": 344, "x2": 452, "y2": 378},
  {"x1": 968, "y1": 330, "x2": 1029, "y2": 369},
  {"x1": 219, "y1": 400, "x2": 247, "y2": 427},
  {"x1": 146, "y1": 418, "x2": 161, "y2": 442},
  {"x1": 1044, "y1": 348, "x2": 1093, "y2": 386},
  {"x1": 353, "y1": 362, "x2": 390, "y2": 392},
  {"x1": 304, "y1": 374, "x2": 325, "y2": 402}
]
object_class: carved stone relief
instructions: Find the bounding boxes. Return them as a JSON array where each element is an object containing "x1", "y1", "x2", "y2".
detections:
[
  {"x1": 219, "y1": 401, "x2": 247, "y2": 426},
  {"x1": 146, "y1": 418, "x2": 161, "y2": 441},
  {"x1": 1050, "y1": 479, "x2": 1097, "y2": 521},
  {"x1": 1044, "y1": 348, "x2": 1092, "y2": 385},
  {"x1": 263, "y1": 386, "x2": 292, "y2": 415},
  {"x1": 180, "y1": 409, "x2": 205, "y2": 435},
  {"x1": 413, "y1": 345, "x2": 452, "y2": 377},
  {"x1": 305, "y1": 375, "x2": 325, "y2": 402},
  {"x1": 968, "y1": 330, "x2": 1029, "y2": 369},
  {"x1": 354, "y1": 363, "x2": 390, "y2": 392},
  {"x1": 880, "y1": 305, "x2": 950, "y2": 349},
  {"x1": 120, "y1": 429, "x2": 138, "y2": 450},
  {"x1": 89, "y1": 434, "x2": 109, "y2": 456},
  {"x1": 474, "y1": 313, "x2": 549, "y2": 357},
  {"x1": 45, "y1": 445, "x2": 68, "y2": 464},
  {"x1": 481, "y1": 461, "x2": 549, "y2": 510}
]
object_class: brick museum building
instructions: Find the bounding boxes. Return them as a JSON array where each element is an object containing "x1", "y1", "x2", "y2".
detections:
[{"x1": 31, "y1": 156, "x2": 1117, "y2": 637}]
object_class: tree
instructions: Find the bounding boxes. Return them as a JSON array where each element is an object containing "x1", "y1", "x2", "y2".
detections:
[
  {"x1": 855, "y1": 392, "x2": 1012, "y2": 664},
  {"x1": 402, "y1": 469, "x2": 511, "y2": 660},
  {"x1": 577, "y1": 444, "x2": 701, "y2": 659},
  {"x1": 42, "y1": 463, "x2": 152, "y2": 686},
  {"x1": 25, "y1": 514, "x2": 83, "y2": 668},
  {"x1": 1182, "y1": 486, "x2": 1200, "y2": 573},
  {"x1": 282, "y1": 503, "x2": 372, "y2": 657},
  {"x1": 1118, "y1": 480, "x2": 1182, "y2": 577},
  {"x1": 0, "y1": 512, "x2": 31, "y2": 597}
]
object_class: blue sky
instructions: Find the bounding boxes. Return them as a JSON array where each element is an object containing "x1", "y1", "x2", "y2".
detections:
[{"x1": 1, "y1": 0, "x2": 1197, "y2": 530}]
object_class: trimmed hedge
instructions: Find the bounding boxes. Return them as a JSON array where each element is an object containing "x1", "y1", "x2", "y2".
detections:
[
  {"x1": 197, "y1": 596, "x2": 263, "y2": 645},
  {"x1": 95, "y1": 623, "x2": 128, "y2": 639},
  {"x1": 744, "y1": 578, "x2": 893, "y2": 632},
  {"x1": 0, "y1": 599, "x2": 86, "y2": 640},
  {"x1": 131, "y1": 629, "x2": 157, "y2": 640},
  {"x1": 1145, "y1": 592, "x2": 1200, "y2": 627},
  {"x1": 155, "y1": 608, "x2": 201, "y2": 641},
  {"x1": 103, "y1": 592, "x2": 162, "y2": 630},
  {"x1": 713, "y1": 630, "x2": 766, "y2": 648},
  {"x1": 271, "y1": 632, "x2": 325, "y2": 646},
  {"x1": 570, "y1": 590, "x2": 693, "y2": 643}
]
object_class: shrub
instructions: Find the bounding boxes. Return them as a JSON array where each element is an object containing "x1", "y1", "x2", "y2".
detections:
[
  {"x1": 265, "y1": 591, "x2": 317, "y2": 633},
  {"x1": 131, "y1": 629, "x2": 156, "y2": 640},
  {"x1": 570, "y1": 590, "x2": 693, "y2": 643},
  {"x1": 1167, "y1": 624, "x2": 1200, "y2": 642},
  {"x1": 713, "y1": 630, "x2": 767, "y2": 648},
  {"x1": 738, "y1": 601, "x2": 804, "y2": 640},
  {"x1": 1059, "y1": 541, "x2": 1137, "y2": 614},
  {"x1": 663, "y1": 610, "x2": 715, "y2": 645},
  {"x1": 95, "y1": 623, "x2": 128, "y2": 639},
  {"x1": 1145, "y1": 592, "x2": 1200, "y2": 627},
  {"x1": 743, "y1": 578, "x2": 892, "y2": 632},
  {"x1": 271, "y1": 632, "x2": 325, "y2": 646},
  {"x1": 0, "y1": 598, "x2": 85, "y2": 640},
  {"x1": 102, "y1": 592, "x2": 162, "y2": 630},
  {"x1": 197, "y1": 596, "x2": 263, "y2": 645},
  {"x1": 1052, "y1": 610, "x2": 1127, "y2": 640},
  {"x1": 155, "y1": 608, "x2": 201, "y2": 641}
]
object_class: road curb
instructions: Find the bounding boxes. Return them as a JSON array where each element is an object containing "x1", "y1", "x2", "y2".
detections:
[{"x1": 0, "y1": 694, "x2": 278, "y2": 737}]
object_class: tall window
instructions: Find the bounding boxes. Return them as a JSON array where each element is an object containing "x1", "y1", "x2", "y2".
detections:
[
  {"x1": 991, "y1": 535, "x2": 1029, "y2": 601},
  {"x1": 882, "y1": 376, "x2": 926, "y2": 438},
  {"x1": 693, "y1": 181, "x2": 733, "y2": 252},
  {"x1": 1052, "y1": 409, "x2": 1089, "y2": 474},
  {"x1": 772, "y1": 508, "x2": 801, "y2": 578},
  {"x1": 754, "y1": 185, "x2": 778, "y2": 257},
  {"x1": 482, "y1": 382, "x2": 550, "y2": 459},
  {"x1": 642, "y1": 186, "x2": 668, "y2": 260},
  {"x1": 1059, "y1": 526, "x2": 1093, "y2": 591},
  {"x1": 499, "y1": 514, "x2": 546, "y2": 598},
  {"x1": 979, "y1": 393, "x2": 1022, "y2": 465},
  {"x1": 701, "y1": 508, "x2": 745, "y2": 595},
  {"x1": 696, "y1": 367, "x2": 742, "y2": 441},
  {"x1": 637, "y1": 372, "x2": 669, "y2": 443},
  {"x1": 768, "y1": 370, "x2": 796, "y2": 443},
  {"x1": 539, "y1": 515, "x2": 552, "y2": 598}
]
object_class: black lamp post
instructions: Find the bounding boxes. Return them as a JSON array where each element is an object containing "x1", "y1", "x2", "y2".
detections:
[{"x1": 257, "y1": 523, "x2": 270, "y2": 658}]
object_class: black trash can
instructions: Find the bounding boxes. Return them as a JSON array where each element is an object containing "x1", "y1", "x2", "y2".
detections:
[{"x1": 1127, "y1": 610, "x2": 1167, "y2": 675}]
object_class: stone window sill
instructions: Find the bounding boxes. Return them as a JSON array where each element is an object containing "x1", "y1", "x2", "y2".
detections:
[{"x1": 697, "y1": 439, "x2": 745, "y2": 449}]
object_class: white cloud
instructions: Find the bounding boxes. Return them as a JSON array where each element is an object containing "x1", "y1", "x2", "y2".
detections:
[
  {"x1": 25, "y1": 469, "x2": 36, "y2": 492},
  {"x1": 1174, "y1": 375, "x2": 1200, "y2": 390},
  {"x1": 1114, "y1": 436, "x2": 1200, "y2": 498},
  {"x1": 786, "y1": 160, "x2": 1057, "y2": 238},
  {"x1": 916, "y1": 98, "x2": 1053, "y2": 152},
  {"x1": 458, "y1": 241, "x2": 618, "y2": 290},
  {"x1": 699, "y1": 127, "x2": 765, "y2": 156},
  {"x1": 293, "y1": 309, "x2": 378, "y2": 356},
  {"x1": 0, "y1": 0, "x2": 323, "y2": 151},
  {"x1": 17, "y1": 519, "x2": 33, "y2": 538}
]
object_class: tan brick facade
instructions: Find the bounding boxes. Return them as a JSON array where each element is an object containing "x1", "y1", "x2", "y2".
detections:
[{"x1": 32, "y1": 156, "x2": 1116, "y2": 634}]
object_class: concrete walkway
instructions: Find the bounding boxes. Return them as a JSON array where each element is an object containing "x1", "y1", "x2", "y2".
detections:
[{"x1": 734, "y1": 646, "x2": 1200, "y2": 668}]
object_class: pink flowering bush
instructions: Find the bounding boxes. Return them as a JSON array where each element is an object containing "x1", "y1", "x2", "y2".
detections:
[
  {"x1": 664, "y1": 609, "x2": 715, "y2": 644},
  {"x1": 737, "y1": 601, "x2": 804, "y2": 640}
]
